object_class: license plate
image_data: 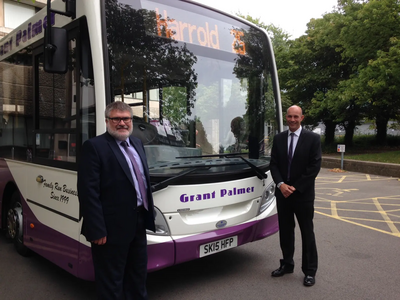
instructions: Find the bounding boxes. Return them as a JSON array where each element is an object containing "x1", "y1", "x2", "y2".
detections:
[{"x1": 199, "y1": 236, "x2": 238, "y2": 257}]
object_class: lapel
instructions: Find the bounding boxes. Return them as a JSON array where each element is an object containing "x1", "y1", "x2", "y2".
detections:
[
  {"x1": 283, "y1": 130, "x2": 289, "y2": 150},
  {"x1": 281, "y1": 130, "x2": 289, "y2": 168},
  {"x1": 105, "y1": 132, "x2": 135, "y2": 187}
]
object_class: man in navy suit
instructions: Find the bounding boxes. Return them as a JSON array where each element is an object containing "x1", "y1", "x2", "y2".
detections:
[
  {"x1": 78, "y1": 101, "x2": 155, "y2": 299},
  {"x1": 269, "y1": 105, "x2": 321, "y2": 287}
]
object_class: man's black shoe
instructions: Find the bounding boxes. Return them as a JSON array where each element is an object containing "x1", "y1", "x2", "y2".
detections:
[
  {"x1": 303, "y1": 275, "x2": 315, "y2": 286},
  {"x1": 271, "y1": 265, "x2": 294, "y2": 277}
]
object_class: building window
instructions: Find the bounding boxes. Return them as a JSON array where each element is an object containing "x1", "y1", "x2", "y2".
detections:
[{"x1": 4, "y1": 0, "x2": 36, "y2": 29}]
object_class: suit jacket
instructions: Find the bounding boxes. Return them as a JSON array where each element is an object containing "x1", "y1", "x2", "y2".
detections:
[
  {"x1": 270, "y1": 128, "x2": 321, "y2": 202},
  {"x1": 77, "y1": 132, "x2": 155, "y2": 244}
]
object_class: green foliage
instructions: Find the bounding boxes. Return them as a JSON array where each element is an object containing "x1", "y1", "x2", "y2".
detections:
[
  {"x1": 235, "y1": 13, "x2": 291, "y2": 51},
  {"x1": 336, "y1": 0, "x2": 400, "y2": 144},
  {"x1": 162, "y1": 86, "x2": 188, "y2": 127},
  {"x1": 321, "y1": 134, "x2": 400, "y2": 154},
  {"x1": 241, "y1": 0, "x2": 400, "y2": 148},
  {"x1": 345, "y1": 151, "x2": 400, "y2": 164}
]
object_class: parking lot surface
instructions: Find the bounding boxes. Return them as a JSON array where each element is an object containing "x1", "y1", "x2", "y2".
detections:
[{"x1": 315, "y1": 168, "x2": 400, "y2": 237}]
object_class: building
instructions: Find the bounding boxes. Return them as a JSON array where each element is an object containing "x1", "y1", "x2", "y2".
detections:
[{"x1": 0, "y1": 0, "x2": 46, "y2": 38}]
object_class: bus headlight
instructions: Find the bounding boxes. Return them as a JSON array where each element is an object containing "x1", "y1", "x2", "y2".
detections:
[
  {"x1": 147, "y1": 206, "x2": 170, "y2": 236},
  {"x1": 258, "y1": 182, "x2": 275, "y2": 215}
]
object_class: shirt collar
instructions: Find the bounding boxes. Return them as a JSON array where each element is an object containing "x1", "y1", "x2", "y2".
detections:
[
  {"x1": 289, "y1": 126, "x2": 302, "y2": 137},
  {"x1": 116, "y1": 138, "x2": 130, "y2": 146}
]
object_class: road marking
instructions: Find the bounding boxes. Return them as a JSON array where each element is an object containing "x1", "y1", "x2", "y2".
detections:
[
  {"x1": 330, "y1": 201, "x2": 338, "y2": 218},
  {"x1": 372, "y1": 198, "x2": 400, "y2": 235},
  {"x1": 315, "y1": 172, "x2": 400, "y2": 237},
  {"x1": 316, "y1": 211, "x2": 400, "y2": 238},
  {"x1": 317, "y1": 177, "x2": 397, "y2": 185},
  {"x1": 316, "y1": 188, "x2": 359, "y2": 197},
  {"x1": 333, "y1": 216, "x2": 400, "y2": 224}
]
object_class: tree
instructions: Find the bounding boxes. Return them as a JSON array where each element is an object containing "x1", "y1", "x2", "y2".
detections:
[
  {"x1": 278, "y1": 10, "x2": 356, "y2": 145},
  {"x1": 355, "y1": 38, "x2": 400, "y2": 143},
  {"x1": 239, "y1": 1, "x2": 400, "y2": 147},
  {"x1": 338, "y1": 0, "x2": 400, "y2": 144}
]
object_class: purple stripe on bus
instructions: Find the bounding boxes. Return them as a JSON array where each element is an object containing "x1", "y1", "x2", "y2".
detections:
[
  {"x1": 0, "y1": 159, "x2": 13, "y2": 226},
  {"x1": 22, "y1": 202, "x2": 95, "y2": 280},
  {"x1": 147, "y1": 214, "x2": 279, "y2": 270},
  {"x1": 1, "y1": 159, "x2": 95, "y2": 280},
  {"x1": 147, "y1": 240, "x2": 175, "y2": 272},
  {"x1": 174, "y1": 215, "x2": 278, "y2": 265}
]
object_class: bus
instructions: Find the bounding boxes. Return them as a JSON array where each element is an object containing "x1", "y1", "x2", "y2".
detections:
[{"x1": 0, "y1": 0, "x2": 283, "y2": 281}]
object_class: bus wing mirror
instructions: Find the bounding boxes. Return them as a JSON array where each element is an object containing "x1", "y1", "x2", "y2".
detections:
[
  {"x1": 66, "y1": 0, "x2": 77, "y2": 19},
  {"x1": 44, "y1": 27, "x2": 68, "y2": 74}
]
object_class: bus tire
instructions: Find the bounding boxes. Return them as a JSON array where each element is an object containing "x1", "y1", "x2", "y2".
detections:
[{"x1": 6, "y1": 191, "x2": 32, "y2": 257}]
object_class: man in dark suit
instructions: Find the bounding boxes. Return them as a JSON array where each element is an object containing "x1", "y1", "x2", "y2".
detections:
[
  {"x1": 269, "y1": 105, "x2": 321, "y2": 287},
  {"x1": 78, "y1": 101, "x2": 155, "y2": 299}
]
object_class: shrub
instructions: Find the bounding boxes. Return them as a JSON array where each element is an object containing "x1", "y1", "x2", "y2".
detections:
[{"x1": 321, "y1": 134, "x2": 400, "y2": 154}]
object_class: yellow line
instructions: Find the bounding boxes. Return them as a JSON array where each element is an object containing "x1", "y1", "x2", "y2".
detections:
[
  {"x1": 314, "y1": 208, "x2": 366, "y2": 214},
  {"x1": 337, "y1": 216, "x2": 400, "y2": 224},
  {"x1": 331, "y1": 201, "x2": 338, "y2": 218},
  {"x1": 372, "y1": 198, "x2": 400, "y2": 235},
  {"x1": 366, "y1": 174, "x2": 371, "y2": 181},
  {"x1": 338, "y1": 176, "x2": 346, "y2": 183},
  {"x1": 384, "y1": 204, "x2": 400, "y2": 208},
  {"x1": 315, "y1": 195, "x2": 400, "y2": 204},
  {"x1": 316, "y1": 211, "x2": 400, "y2": 238},
  {"x1": 316, "y1": 178, "x2": 398, "y2": 185},
  {"x1": 316, "y1": 207, "x2": 396, "y2": 214}
]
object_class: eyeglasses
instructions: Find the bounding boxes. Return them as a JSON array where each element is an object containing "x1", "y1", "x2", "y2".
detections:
[{"x1": 107, "y1": 117, "x2": 132, "y2": 124}]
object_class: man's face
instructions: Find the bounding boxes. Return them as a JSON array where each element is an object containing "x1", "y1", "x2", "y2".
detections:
[
  {"x1": 286, "y1": 107, "x2": 304, "y2": 132},
  {"x1": 106, "y1": 109, "x2": 133, "y2": 141}
]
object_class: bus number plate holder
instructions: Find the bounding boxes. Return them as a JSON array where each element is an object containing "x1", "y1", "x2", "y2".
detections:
[{"x1": 199, "y1": 236, "x2": 238, "y2": 257}]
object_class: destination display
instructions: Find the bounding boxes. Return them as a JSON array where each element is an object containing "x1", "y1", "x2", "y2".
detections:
[{"x1": 142, "y1": 0, "x2": 247, "y2": 55}]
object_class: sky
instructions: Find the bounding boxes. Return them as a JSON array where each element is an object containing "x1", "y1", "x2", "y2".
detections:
[{"x1": 192, "y1": 0, "x2": 339, "y2": 39}]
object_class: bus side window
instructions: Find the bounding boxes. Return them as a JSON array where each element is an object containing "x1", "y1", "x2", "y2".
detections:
[
  {"x1": 0, "y1": 50, "x2": 34, "y2": 161},
  {"x1": 35, "y1": 38, "x2": 77, "y2": 163}
]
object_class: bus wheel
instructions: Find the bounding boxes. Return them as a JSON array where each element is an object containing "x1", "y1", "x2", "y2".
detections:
[{"x1": 6, "y1": 191, "x2": 31, "y2": 256}]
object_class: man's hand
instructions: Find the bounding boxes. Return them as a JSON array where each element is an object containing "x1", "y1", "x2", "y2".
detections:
[
  {"x1": 279, "y1": 183, "x2": 296, "y2": 198},
  {"x1": 92, "y1": 236, "x2": 107, "y2": 245}
]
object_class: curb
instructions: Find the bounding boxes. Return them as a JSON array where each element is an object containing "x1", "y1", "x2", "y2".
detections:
[{"x1": 322, "y1": 157, "x2": 400, "y2": 178}]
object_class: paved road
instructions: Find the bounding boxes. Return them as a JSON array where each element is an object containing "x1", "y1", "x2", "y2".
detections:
[{"x1": 1, "y1": 168, "x2": 399, "y2": 300}]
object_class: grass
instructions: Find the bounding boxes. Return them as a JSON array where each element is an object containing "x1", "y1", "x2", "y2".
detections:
[
  {"x1": 321, "y1": 134, "x2": 400, "y2": 164},
  {"x1": 344, "y1": 151, "x2": 400, "y2": 164}
]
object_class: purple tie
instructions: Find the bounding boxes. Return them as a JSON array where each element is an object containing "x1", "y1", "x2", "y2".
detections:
[
  {"x1": 287, "y1": 132, "x2": 294, "y2": 181},
  {"x1": 121, "y1": 141, "x2": 148, "y2": 210}
]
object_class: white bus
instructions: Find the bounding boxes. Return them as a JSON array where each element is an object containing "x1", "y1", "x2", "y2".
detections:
[{"x1": 0, "y1": 0, "x2": 283, "y2": 280}]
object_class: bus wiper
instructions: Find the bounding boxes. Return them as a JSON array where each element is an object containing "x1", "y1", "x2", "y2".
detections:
[
  {"x1": 151, "y1": 154, "x2": 267, "y2": 192},
  {"x1": 176, "y1": 153, "x2": 268, "y2": 180},
  {"x1": 151, "y1": 167, "x2": 210, "y2": 192},
  {"x1": 236, "y1": 155, "x2": 268, "y2": 180}
]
